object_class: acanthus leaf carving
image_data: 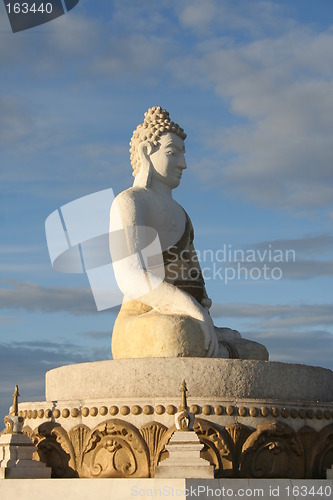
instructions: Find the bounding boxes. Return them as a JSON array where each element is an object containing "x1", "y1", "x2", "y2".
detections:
[
  {"x1": 224, "y1": 423, "x2": 253, "y2": 477},
  {"x1": 297, "y1": 426, "x2": 317, "y2": 478},
  {"x1": 241, "y1": 421, "x2": 304, "y2": 479},
  {"x1": 31, "y1": 422, "x2": 77, "y2": 478},
  {"x1": 312, "y1": 423, "x2": 333, "y2": 479},
  {"x1": 50, "y1": 425, "x2": 75, "y2": 467},
  {"x1": 193, "y1": 418, "x2": 228, "y2": 477},
  {"x1": 68, "y1": 424, "x2": 90, "y2": 474},
  {"x1": 140, "y1": 421, "x2": 168, "y2": 477}
]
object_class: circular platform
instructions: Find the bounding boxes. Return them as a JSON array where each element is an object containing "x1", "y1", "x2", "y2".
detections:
[{"x1": 46, "y1": 358, "x2": 333, "y2": 403}]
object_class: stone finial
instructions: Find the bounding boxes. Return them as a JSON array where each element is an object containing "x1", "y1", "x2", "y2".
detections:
[
  {"x1": 0, "y1": 385, "x2": 51, "y2": 478},
  {"x1": 10, "y1": 385, "x2": 20, "y2": 417},
  {"x1": 175, "y1": 380, "x2": 194, "y2": 431},
  {"x1": 2, "y1": 386, "x2": 24, "y2": 435},
  {"x1": 180, "y1": 379, "x2": 188, "y2": 411}
]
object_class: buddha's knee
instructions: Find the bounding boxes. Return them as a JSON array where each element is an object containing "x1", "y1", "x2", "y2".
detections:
[
  {"x1": 215, "y1": 327, "x2": 268, "y2": 360},
  {"x1": 111, "y1": 312, "x2": 208, "y2": 359}
]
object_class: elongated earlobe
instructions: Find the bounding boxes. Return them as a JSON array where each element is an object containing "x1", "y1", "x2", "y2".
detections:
[{"x1": 133, "y1": 141, "x2": 153, "y2": 188}]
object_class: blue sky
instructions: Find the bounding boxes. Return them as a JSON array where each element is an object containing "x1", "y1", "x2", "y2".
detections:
[{"x1": 0, "y1": 0, "x2": 333, "y2": 421}]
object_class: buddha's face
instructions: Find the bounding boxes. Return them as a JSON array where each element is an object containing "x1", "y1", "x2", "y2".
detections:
[{"x1": 149, "y1": 133, "x2": 186, "y2": 189}]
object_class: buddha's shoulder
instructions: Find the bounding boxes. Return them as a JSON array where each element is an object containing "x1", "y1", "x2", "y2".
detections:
[{"x1": 113, "y1": 187, "x2": 151, "y2": 212}]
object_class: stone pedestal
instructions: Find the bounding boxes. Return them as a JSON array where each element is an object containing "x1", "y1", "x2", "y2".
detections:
[
  {"x1": 16, "y1": 358, "x2": 333, "y2": 479},
  {"x1": 0, "y1": 432, "x2": 51, "y2": 479},
  {"x1": 155, "y1": 430, "x2": 214, "y2": 478}
]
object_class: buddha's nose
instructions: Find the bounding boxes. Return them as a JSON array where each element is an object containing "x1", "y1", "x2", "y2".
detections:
[{"x1": 178, "y1": 156, "x2": 187, "y2": 169}]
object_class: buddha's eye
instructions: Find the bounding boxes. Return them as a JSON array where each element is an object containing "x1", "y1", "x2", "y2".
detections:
[{"x1": 166, "y1": 149, "x2": 176, "y2": 156}]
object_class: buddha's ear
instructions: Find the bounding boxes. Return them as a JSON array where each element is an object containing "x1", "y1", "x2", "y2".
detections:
[
  {"x1": 134, "y1": 141, "x2": 154, "y2": 188},
  {"x1": 138, "y1": 140, "x2": 154, "y2": 163}
]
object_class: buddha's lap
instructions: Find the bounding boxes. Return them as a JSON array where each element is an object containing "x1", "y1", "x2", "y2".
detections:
[{"x1": 111, "y1": 308, "x2": 208, "y2": 358}]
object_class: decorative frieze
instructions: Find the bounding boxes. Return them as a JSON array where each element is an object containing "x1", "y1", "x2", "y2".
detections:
[{"x1": 21, "y1": 417, "x2": 333, "y2": 479}]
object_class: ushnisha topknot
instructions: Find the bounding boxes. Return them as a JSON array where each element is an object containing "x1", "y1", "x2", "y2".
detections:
[{"x1": 130, "y1": 106, "x2": 187, "y2": 178}]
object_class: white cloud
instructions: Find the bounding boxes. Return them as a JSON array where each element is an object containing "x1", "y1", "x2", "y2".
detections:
[
  {"x1": 179, "y1": 1, "x2": 217, "y2": 34},
  {"x1": 0, "y1": 279, "x2": 97, "y2": 314},
  {"x1": 0, "y1": 315, "x2": 16, "y2": 323},
  {"x1": 236, "y1": 234, "x2": 333, "y2": 279},
  {"x1": 0, "y1": 339, "x2": 108, "y2": 421},
  {"x1": 278, "y1": 259, "x2": 333, "y2": 280},
  {"x1": 249, "y1": 234, "x2": 333, "y2": 256},
  {"x1": 207, "y1": 259, "x2": 333, "y2": 280},
  {"x1": 170, "y1": 10, "x2": 333, "y2": 213},
  {"x1": 80, "y1": 330, "x2": 110, "y2": 340},
  {"x1": 194, "y1": 233, "x2": 333, "y2": 280},
  {"x1": 178, "y1": 0, "x2": 288, "y2": 38},
  {"x1": 212, "y1": 302, "x2": 333, "y2": 333},
  {"x1": 0, "y1": 245, "x2": 43, "y2": 255},
  {"x1": 111, "y1": 0, "x2": 170, "y2": 34},
  {"x1": 45, "y1": 12, "x2": 101, "y2": 56},
  {"x1": 212, "y1": 301, "x2": 333, "y2": 369},
  {"x1": 4, "y1": 1, "x2": 332, "y2": 215},
  {"x1": 0, "y1": 5, "x2": 171, "y2": 83},
  {"x1": 91, "y1": 34, "x2": 168, "y2": 82},
  {"x1": 0, "y1": 96, "x2": 34, "y2": 146},
  {"x1": 247, "y1": 328, "x2": 333, "y2": 369},
  {"x1": 0, "y1": 90, "x2": 131, "y2": 196},
  {"x1": 0, "y1": 264, "x2": 49, "y2": 273}
]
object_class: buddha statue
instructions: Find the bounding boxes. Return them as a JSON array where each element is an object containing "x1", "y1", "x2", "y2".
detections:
[{"x1": 109, "y1": 106, "x2": 268, "y2": 361}]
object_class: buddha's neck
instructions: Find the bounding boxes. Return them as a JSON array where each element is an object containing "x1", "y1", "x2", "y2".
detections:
[{"x1": 149, "y1": 179, "x2": 173, "y2": 198}]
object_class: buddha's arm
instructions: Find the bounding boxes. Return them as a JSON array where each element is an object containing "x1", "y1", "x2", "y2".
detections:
[{"x1": 109, "y1": 191, "x2": 211, "y2": 322}]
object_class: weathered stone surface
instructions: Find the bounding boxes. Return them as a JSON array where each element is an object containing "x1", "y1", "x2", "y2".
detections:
[
  {"x1": 46, "y1": 358, "x2": 333, "y2": 402},
  {"x1": 1, "y1": 479, "x2": 330, "y2": 500},
  {"x1": 0, "y1": 432, "x2": 51, "y2": 479}
]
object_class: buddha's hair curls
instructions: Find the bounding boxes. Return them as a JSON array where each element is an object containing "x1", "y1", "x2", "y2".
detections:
[{"x1": 130, "y1": 106, "x2": 187, "y2": 177}]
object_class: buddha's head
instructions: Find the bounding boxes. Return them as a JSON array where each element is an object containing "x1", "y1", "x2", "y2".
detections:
[{"x1": 130, "y1": 106, "x2": 187, "y2": 188}]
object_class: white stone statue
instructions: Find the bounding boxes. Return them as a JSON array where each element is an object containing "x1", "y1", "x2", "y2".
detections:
[{"x1": 110, "y1": 106, "x2": 268, "y2": 360}]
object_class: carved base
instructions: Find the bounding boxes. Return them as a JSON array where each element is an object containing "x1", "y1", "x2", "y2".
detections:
[{"x1": 15, "y1": 359, "x2": 333, "y2": 479}]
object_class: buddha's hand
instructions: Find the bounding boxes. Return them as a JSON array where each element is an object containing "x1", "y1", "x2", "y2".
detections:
[
  {"x1": 189, "y1": 298, "x2": 218, "y2": 357},
  {"x1": 202, "y1": 308, "x2": 219, "y2": 357}
]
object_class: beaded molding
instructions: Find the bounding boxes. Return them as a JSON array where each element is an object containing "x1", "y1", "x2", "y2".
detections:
[{"x1": 19, "y1": 404, "x2": 333, "y2": 420}]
